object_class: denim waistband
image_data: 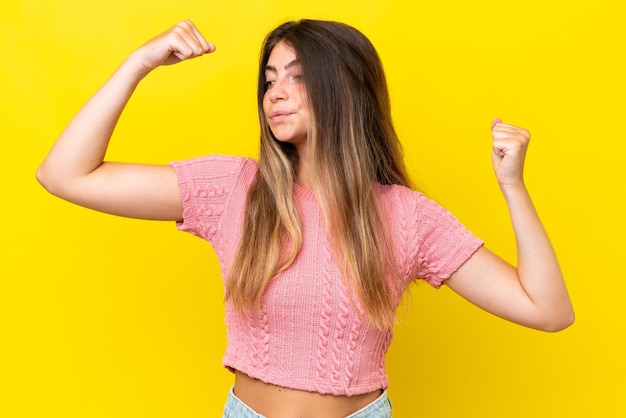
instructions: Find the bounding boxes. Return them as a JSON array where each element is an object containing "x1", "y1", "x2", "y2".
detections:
[{"x1": 222, "y1": 386, "x2": 392, "y2": 417}]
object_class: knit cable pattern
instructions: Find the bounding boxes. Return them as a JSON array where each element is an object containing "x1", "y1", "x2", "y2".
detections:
[
  {"x1": 315, "y1": 235, "x2": 334, "y2": 387},
  {"x1": 171, "y1": 156, "x2": 484, "y2": 396}
]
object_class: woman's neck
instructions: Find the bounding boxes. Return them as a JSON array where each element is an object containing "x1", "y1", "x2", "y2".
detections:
[{"x1": 295, "y1": 143, "x2": 312, "y2": 190}]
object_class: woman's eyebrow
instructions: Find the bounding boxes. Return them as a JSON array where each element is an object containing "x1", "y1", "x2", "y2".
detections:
[{"x1": 264, "y1": 59, "x2": 301, "y2": 73}]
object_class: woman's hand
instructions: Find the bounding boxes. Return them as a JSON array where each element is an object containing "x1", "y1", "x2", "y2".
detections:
[
  {"x1": 490, "y1": 118, "x2": 530, "y2": 190},
  {"x1": 130, "y1": 20, "x2": 215, "y2": 76}
]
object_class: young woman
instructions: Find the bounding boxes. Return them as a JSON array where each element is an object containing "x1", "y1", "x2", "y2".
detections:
[{"x1": 37, "y1": 19, "x2": 574, "y2": 418}]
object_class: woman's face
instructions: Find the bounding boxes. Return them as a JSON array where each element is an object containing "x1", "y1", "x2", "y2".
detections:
[{"x1": 263, "y1": 41, "x2": 311, "y2": 150}]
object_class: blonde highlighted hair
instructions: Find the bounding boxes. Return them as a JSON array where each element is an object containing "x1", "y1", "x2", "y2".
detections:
[{"x1": 226, "y1": 20, "x2": 412, "y2": 330}]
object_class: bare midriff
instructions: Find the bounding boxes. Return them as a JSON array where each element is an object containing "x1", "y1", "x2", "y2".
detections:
[{"x1": 233, "y1": 370, "x2": 383, "y2": 418}]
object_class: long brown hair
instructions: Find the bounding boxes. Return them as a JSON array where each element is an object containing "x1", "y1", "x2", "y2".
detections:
[{"x1": 226, "y1": 20, "x2": 412, "y2": 330}]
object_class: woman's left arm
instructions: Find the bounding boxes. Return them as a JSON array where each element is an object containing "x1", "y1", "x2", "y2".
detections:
[{"x1": 445, "y1": 119, "x2": 574, "y2": 332}]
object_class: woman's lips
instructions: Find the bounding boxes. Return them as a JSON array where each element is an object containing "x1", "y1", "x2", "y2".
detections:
[{"x1": 268, "y1": 110, "x2": 292, "y2": 122}]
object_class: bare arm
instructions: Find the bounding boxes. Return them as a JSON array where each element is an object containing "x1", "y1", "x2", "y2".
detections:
[
  {"x1": 36, "y1": 21, "x2": 215, "y2": 220},
  {"x1": 445, "y1": 119, "x2": 574, "y2": 332}
]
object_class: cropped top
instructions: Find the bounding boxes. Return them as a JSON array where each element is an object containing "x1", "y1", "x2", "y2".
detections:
[{"x1": 171, "y1": 155, "x2": 483, "y2": 396}]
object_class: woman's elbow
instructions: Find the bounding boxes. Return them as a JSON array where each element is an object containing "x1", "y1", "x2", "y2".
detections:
[
  {"x1": 538, "y1": 308, "x2": 575, "y2": 332},
  {"x1": 36, "y1": 164, "x2": 57, "y2": 194},
  {"x1": 36, "y1": 164, "x2": 52, "y2": 191},
  {"x1": 36, "y1": 163, "x2": 68, "y2": 198}
]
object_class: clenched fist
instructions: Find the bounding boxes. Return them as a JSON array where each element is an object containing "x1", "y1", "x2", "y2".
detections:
[
  {"x1": 129, "y1": 20, "x2": 215, "y2": 76},
  {"x1": 491, "y1": 118, "x2": 531, "y2": 190}
]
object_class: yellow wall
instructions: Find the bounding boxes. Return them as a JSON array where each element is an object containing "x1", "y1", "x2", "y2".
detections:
[{"x1": 2, "y1": 0, "x2": 624, "y2": 416}]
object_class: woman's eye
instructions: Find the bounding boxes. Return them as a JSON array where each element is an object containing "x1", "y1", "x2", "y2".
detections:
[
  {"x1": 292, "y1": 74, "x2": 304, "y2": 82},
  {"x1": 265, "y1": 80, "x2": 275, "y2": 90}
]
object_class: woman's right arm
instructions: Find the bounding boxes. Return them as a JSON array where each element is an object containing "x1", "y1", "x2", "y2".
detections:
[{"x1": 36, "y1": 21, "x2": 215, "y2": 220}]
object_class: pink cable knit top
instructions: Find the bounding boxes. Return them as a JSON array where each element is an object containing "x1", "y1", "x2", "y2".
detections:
[{"x1": 171, "y1": 155, "x2": 483, "y2": 396}]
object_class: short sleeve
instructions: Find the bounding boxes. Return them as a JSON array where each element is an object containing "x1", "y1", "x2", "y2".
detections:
[
  {"x1": 169, "y1": 155, "x2": 257, "y2": 243},
  {"x1": 403, "y1": 190, "x2": 484, "y2": 288}
]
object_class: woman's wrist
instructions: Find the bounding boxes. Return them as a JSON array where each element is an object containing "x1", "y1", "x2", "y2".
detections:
[
  {"x1": 499, "y1": 181, "x2": 530, "y2": 204},
  {"x1": 119, "y1": 51, "x2": 155, "y2": 82}
]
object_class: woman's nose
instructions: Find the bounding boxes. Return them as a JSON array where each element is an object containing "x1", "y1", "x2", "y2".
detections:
[{"x1": 268, "y1": 79, "x2": 288, "y2": 101}]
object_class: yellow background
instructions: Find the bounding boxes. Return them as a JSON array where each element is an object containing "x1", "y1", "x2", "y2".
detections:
[{"x1": 2, "y1": 0, "x2": 624, "y2": 416}]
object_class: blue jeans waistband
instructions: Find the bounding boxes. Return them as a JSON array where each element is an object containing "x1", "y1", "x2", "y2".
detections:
[{"x1": 222, "y1": 386, "x2": 392, "y2": 417}]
